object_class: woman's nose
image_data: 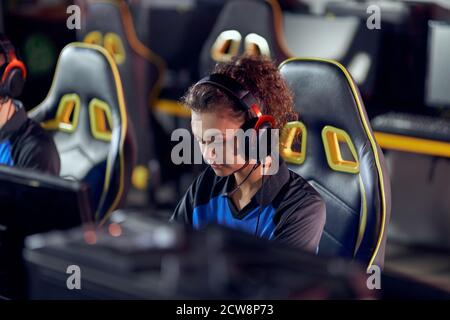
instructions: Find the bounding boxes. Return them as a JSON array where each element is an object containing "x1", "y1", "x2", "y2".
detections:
[{"x1": 201, "y1": 143, "x2": 216, "y2": 163}]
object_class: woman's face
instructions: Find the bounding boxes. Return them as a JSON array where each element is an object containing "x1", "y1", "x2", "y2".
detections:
[{"x1": 191, "y1": 107, "x2": 247, "y2": 177}]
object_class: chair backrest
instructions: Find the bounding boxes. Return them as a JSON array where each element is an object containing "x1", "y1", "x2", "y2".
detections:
[
  {"x1": 29, "y1": 43, "x2": 135, "y2": 224},
  {"x1": 279, "y1": 58, "x2": 391, "y2": 268},
  {"x1": 76, "y1": 0, "x2": 165, "y2": 189},
  {"x1": 199, "y1": 0, "x2": 292, "y2": 76}
]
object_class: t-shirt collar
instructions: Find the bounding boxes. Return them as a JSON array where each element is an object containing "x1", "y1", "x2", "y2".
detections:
[{"x1": 0, "y1": 100, "x2": 27, "y2": 140}]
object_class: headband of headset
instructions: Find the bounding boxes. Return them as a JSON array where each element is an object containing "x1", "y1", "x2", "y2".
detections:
[
  {"x1": 195, "y1": 73, "x2": 275, "y2": 128},
  {"x1": 196, "y1": 73, "x2": 258, "y2": 111},
  {"x1": 196, "y1": 73, "x2": 276, "y2": 129}
]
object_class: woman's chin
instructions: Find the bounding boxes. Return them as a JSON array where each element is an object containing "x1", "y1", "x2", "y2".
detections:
[{"x1": 210, "y1": 164, "x2": 230, "y2": 176}]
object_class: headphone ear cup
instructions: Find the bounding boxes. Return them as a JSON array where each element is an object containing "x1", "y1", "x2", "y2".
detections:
[
  {"x1": 5, "y1": 68, "x2": 25, "y2": 98},
  {"x1": 244, "y1": 129, "x2": 255, "y2": 161},
  {"x1": 240, "y1": 118, "x2": 258, "y2": 161},
  {"x1": 239, "y1": 118, "x2": 273, "y2": 162},
  {"x1": 256, "y1": 122, "x2": 272, "y2": 162}
]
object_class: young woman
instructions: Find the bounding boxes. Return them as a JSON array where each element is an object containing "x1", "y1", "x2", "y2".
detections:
[{"x1": 171, "y1": 55, "x2": 325, "y2": 253}]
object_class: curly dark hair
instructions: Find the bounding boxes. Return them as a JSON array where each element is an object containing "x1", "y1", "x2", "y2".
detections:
[{"x1": 182, "y1": 55, "x2": 297, "y2": 130}]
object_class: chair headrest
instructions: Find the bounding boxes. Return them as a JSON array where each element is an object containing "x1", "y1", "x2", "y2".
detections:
[
  {"x1": 34, "y1": 42, "x2": 127, "y2": 124},
  {"x1": 280, "y1": 58, "x2": 374, "y2": 141},
  {"x1": 200, "y1": 0, "x2": 291, "y2": 76}
]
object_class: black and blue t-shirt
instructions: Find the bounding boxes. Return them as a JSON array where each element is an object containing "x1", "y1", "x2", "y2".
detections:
[
  {"x1": 0, "y1": 102, "x2": 60, "y2": 175},
  {"x1": 171, "y1": 160, "x2": 326, "y2": 253}
]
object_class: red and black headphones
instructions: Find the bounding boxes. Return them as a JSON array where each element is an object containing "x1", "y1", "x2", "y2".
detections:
[
  {"x1": 195, "y1": 73, "x2": 275, "y2": 163},
  {"x1": 0, "y1": 35, "x2": 27, "y2": 99}
]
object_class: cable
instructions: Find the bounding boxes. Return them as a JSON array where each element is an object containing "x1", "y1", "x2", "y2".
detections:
[
  {"x1": 225, "y1": 162, "x2": 260, "y2": 197},
  {"x1": 254, "y1": 163, "x2": 265, "y2": 237}
]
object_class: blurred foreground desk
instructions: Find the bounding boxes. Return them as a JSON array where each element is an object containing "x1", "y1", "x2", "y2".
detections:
[{"x1": 23, "y1": 211, "x2": 450, "y2": 299}]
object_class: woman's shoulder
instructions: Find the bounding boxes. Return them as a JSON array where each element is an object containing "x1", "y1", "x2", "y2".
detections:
[
  {"x1": 273, "y1": 169, "x2": 326, "y2": 218},
  {"x1": 287, "y1": 170, "x2": 324, "y2": 201}
]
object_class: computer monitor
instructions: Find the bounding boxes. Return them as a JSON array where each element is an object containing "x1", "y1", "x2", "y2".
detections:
[
  {"x1": 24, "y1": 211, "x2": 374, "y2": 299},
  {"x1": 0, "y1": 165, "x2": 93, "y2": 236},
  {"x1": 426, "y1": 21, "x2": 450, "y2": 109},
  {"x1": 0, "y1": 165, "x2": 93, "y2": 299}
]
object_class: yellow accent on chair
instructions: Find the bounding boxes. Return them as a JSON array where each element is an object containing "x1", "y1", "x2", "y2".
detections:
[
  {"x1": 84, "y1": 31, "x2": 126, "y2": 65},
  {"x1": 211, "y1": 30, "x2": 242, "y2": 62},
  {"x1": 245, "y1": 33, "x2": 271, "y2": 58},
  {"x1": 355, "y1": 176, "x2": 367, "y2": 256},
  {"x1": 89, "y1": 98, "x2": 114, "y2": 142},
  {"x1": 41, "y1": 93, "x2": 81, "y2": 133},
  {"x1": 131, "y1": 165, "x2": 150, "y2": 191},
  {"x1": 104, "y1": 32, "x2": 126, "y2": 65},
  {"x1": 210, "y1": 30, "x2": 272, "y2": 63},
  {"x1": 280, "y1": 121, "x2": 307, "y2": 165},
  {"x1": 84, "y1": 31, "x2": 103, "y2": 46},
  {"x1": 322, "y1": 126, "x2": 360, "y2": 174}
]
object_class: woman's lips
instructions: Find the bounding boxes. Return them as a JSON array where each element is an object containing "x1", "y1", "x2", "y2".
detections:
[{"x1": 210, "y1": 163, "x2": 223, "y2": 169}]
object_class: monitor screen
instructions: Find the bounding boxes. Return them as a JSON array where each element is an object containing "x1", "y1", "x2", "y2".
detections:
[
  {"x1": 0, "y1": 165, "x2": 93, "y2": 236},
  {"x1": 0, "y1": 165, "x2": 93, "y2": 298},
  {"x1": 426, "y1": 21, "x2": 450, "y2": 109}
]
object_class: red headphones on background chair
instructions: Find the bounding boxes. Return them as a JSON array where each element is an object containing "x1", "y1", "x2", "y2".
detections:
[{"x1": 0, "y1": 35, "x2": 27, "y2": 99}]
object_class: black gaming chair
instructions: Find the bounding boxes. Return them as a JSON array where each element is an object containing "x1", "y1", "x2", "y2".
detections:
[
  {"x1": 76, "y1": 0, "x2": 165, "y2": 191},
  {"x1": 199, "y1": 0, "x2": 292, "y2": 76},
  {"x1": 279, "y1": 58, "x2": 391, "y2": 269},
  {"x1": 29, "y1": 43, "x2": 135, "y2": 224}
]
